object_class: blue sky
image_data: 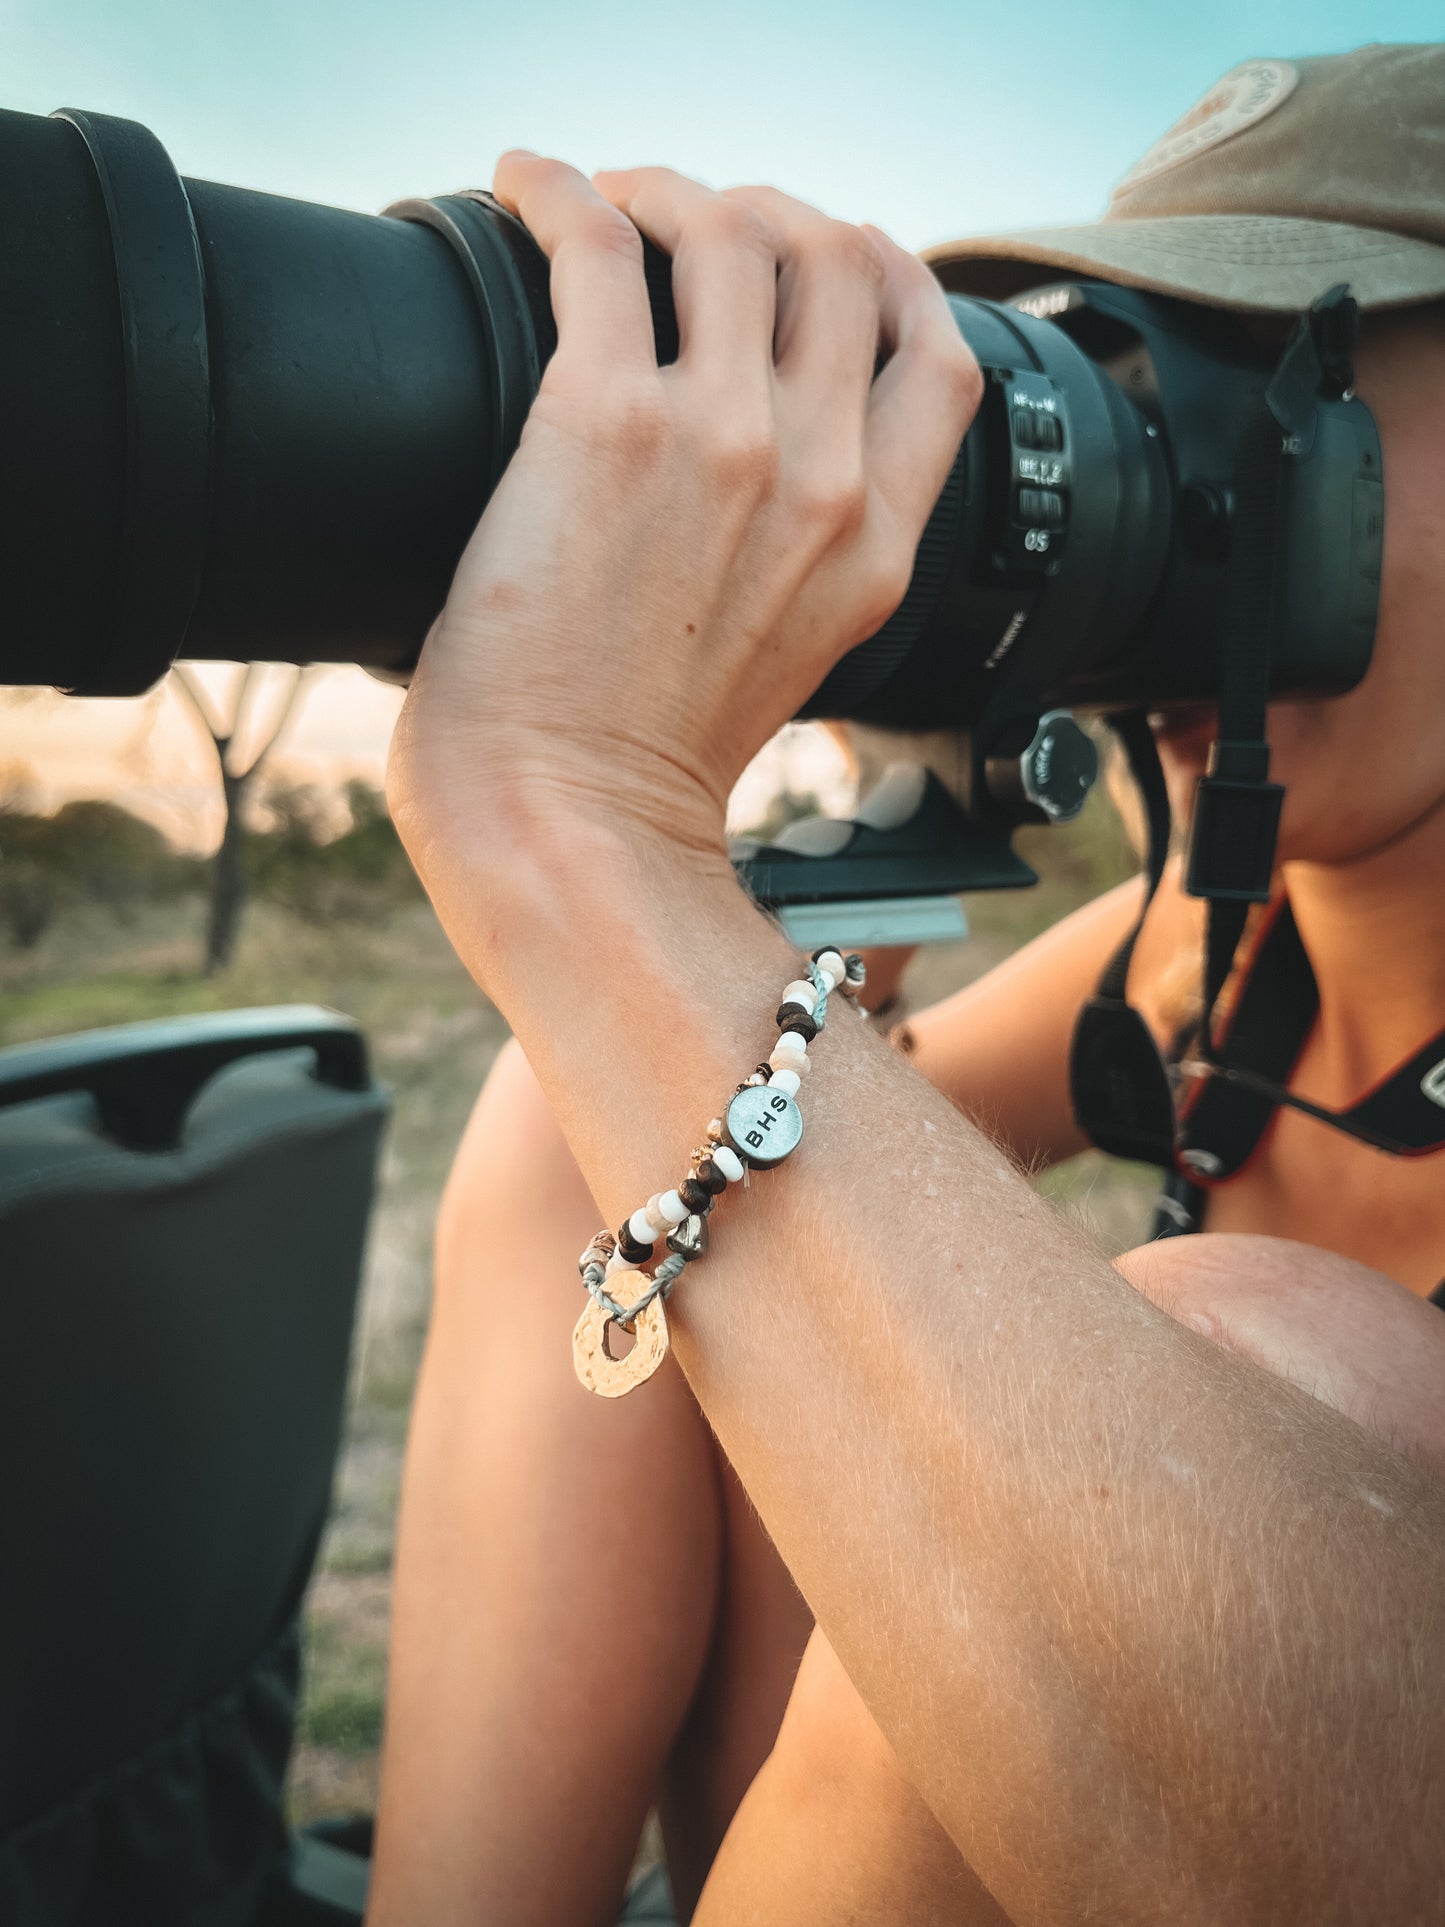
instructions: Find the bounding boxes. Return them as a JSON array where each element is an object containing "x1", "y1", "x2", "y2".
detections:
[
  {"x1": 4, "y1": 1, "x2": 1441, "y2": 835},
  {"x1": 6, "y1": 1, "x2": 1443, "y2": 251}
]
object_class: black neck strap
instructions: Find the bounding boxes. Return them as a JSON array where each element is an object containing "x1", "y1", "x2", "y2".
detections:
[
  {"x1": 1068, "y1": 711, "x2": 1178, "y2": 1166},
  {"x1": 1177, "y1": 899, "x2": 1445, "y2": 1172},
  {"x1": 1183, "y1": 289, "x2": 1361, "y2": 1056}
]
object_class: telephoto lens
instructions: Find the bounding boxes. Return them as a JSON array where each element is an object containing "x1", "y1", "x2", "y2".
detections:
[{"x1": 1, "y1": 105, "x2": 1383, "y2": 766}]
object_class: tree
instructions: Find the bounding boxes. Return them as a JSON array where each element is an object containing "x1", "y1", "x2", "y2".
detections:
[{"x1": 171, "y1": 664, "x2": 313, "y2": 973}]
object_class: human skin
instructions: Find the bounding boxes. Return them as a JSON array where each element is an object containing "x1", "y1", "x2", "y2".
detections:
[
  {"x1": 377, "y1": 151, "x2": 1445, "y2": 1925},
  {"x1": 368, "y1": 878, "x2": 1154, "y2": 1926}
]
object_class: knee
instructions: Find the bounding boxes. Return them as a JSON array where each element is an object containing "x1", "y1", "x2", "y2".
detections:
[
  {"x1": 762, "y1": 1630, "x2": 905, "y2": 1817},
  {"x1": 1117, "y1": 1233, "x2": 1445, "y2": 1477}
]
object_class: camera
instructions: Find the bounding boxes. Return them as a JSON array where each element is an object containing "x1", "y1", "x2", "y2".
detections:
[{"x1": 1, "y1": 106, "x2": 1384, "y2": 918}]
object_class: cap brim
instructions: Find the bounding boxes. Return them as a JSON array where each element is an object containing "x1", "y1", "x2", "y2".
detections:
[{"x1": 924, "y1": 214, "x2": 1445, "y2": 315}]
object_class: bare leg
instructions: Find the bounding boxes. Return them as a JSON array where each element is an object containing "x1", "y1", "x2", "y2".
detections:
[
  {"x1": 694, "y1": 1233, "x2": 1445, "y2": 1926},
  {"x1": 368, "y1": 1038, "x2": 809, "y2": 1926},
  {"x1": 700, "y1": 1625, "x2": 1011, "y2": 1927},
  {"x1": 661, "y1": 1455, "x2": 812, "y2": 1917}
]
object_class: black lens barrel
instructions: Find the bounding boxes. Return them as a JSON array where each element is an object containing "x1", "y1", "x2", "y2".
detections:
[
  {"x1": 0, "y1": 106, "x2": 1376, "y2": 725},
  {"x1": 2, "y1": 108, "x2": 516, "y2": 692}
]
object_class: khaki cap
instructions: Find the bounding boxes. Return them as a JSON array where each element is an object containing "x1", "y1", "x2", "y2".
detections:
[{"x1": 927, "y1": 43, "x2": 1445, "y2": 315}]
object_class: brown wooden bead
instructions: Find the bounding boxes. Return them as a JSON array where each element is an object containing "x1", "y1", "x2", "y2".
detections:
[
  {"x1": 678, "y1": 1176, "x2": 710, "y2": 1214},
  {"x1": 694, "y1": 1158, "x2": 728, "y2": 1196},
  {"x1": 777, "y1": 1009, "x2": 819, "y2": 1044},
  {"x1": 616, "y1": 1224, "x2": 654, "y2": 1265}
]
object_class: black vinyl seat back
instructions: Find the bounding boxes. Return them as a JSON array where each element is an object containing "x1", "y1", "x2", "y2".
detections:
[{"x1": 0, "y1": 1007, "x2": 389, "y2": 1926}]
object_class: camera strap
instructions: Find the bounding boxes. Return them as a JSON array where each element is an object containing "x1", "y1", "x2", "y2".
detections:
[
  {"x1": 1174, "y1": 899, "x2": 1445, "y2": 1172},
  {"x1": 1068, "y1": 710, "x2": 1179, "y2": 1165},
  {"x1": 1185, "y1": 285, "x2": 1358, "y2": 1066},
  {"x1": 1068, "y1": 286, "x2": 1363, "y2": 1170}
]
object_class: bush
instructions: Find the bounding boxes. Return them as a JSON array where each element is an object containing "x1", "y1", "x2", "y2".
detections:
[
  {"x1": 0, "y1": 780, "x2": 423, "y2": 955},
  {"x1": 0, "y1": 859, "x2": 60, "y2": 949},
  {"x1": 0, "y1": 799, "x2": 203, "y2": 945},
  {"x1": 247, "y1": 778, "x2": 423, "y2": 924}
]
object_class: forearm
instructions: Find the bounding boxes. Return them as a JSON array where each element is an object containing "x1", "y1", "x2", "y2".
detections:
[{"x1": 445, "y1": 820, "x2": 1445, "y2": 1920}]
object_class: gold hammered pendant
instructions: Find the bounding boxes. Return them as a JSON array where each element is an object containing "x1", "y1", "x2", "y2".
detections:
[{"x1": 572, "y1": 1276, "x2": 670, "y2": 1397}]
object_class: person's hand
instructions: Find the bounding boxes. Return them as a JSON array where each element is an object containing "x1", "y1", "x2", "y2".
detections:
[{"x1": 387, "y1": 153, "x2": 981, "y2": 924}]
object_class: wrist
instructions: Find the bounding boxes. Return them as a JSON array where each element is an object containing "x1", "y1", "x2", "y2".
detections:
[
  {"x1": 442, "y1": 806, "x2": 745, "y2": 984},
  {"x1": 474, "y1": 824, "x2": 812, "y2": 1232}
]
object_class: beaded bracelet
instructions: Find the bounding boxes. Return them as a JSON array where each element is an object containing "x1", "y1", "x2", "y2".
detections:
[{"x1": 573, "y1": 945, "x2": 867, "y2": 1397}]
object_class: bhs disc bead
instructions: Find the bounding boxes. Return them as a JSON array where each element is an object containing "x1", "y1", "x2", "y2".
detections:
[{"x1": 725, "y1": 1084, "x2": 804, "y2": 1166}]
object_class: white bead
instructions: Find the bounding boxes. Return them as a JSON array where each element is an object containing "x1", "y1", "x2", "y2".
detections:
[
  {"x1": 605, "y1": 1249, "x2": 639, "y2": 1275},
  {"x1": 628, "y1": 1208, "x2": 657, "y2": 1246},
  {"x1": 657, "y1": 1190, "x2": 689, "y2": 1225},
  {"x1": 770, "y1": 1039, "x2": 806, "y2": 1069},
  {"x1": 768, "y1": 1067, "x2": 802, "y2": 1097},
  {"x1": 712, "y1": 1146, "x2": 745, "y2": 1183},
  {"x1": 815, "y1": 948, "x2": 845, "y2": 979},
  {"x1": 644, "y1": 1195, "x2": 671, "y2": 1234},
  {"x1": 781, "y1": 980, "x2": 817, "y2": 1012}
]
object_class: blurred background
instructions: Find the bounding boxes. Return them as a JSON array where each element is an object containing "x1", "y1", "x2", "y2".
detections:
[{"x1": 4, "y1": 0, "x2": 1439, "y2": 1825}]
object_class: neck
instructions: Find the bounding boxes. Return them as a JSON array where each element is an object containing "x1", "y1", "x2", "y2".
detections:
[{"x1": 1283, "y1": 794, "x2": 1445, "y2": 1098}]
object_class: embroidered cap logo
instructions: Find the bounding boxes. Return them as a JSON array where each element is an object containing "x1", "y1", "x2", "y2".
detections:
[{"x1": 1113, "y1": 60, "x2": 1300, "y2": 196}]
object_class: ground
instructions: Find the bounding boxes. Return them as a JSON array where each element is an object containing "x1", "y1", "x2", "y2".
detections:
[{"x1": 0, "y1": 846, "x2": 1157, "y2": 1835}]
